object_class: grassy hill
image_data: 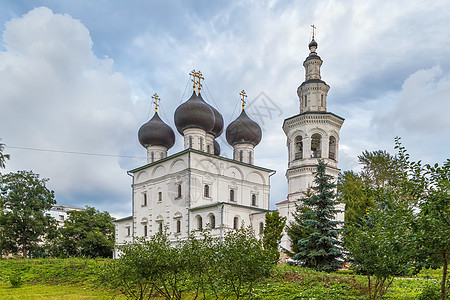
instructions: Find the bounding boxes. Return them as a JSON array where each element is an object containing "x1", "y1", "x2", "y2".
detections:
[{"x1": 0, "y1": 258, "x2": 443, "y2": 299}]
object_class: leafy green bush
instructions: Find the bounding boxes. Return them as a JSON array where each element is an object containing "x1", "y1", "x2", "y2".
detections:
[
  {"x1": 417, "y1": 283, "x2": 444, "y2": 300},
  {"x1": 8, "y1": 274, "x2": 23, "y2": 288}
]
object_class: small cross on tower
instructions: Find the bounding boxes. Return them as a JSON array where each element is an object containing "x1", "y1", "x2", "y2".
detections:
[
  {"x1": 152, "y1": 93, "x2": 160, "y2": 112},
  {"x1": 311, "y1": 24, "x2": 316, "y2": 40},
  {"x1": 239, "y1": 90, "x2": 247, "y2": 110}
]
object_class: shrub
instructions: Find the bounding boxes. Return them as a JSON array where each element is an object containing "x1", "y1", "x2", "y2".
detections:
[{"x1": 8, "y1": 274, "x2": 23, "y2": 288}]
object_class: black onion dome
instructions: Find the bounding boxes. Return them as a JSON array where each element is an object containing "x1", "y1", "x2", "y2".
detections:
[
  {"x1": 226, "y1": 109, "x2": 262, "y2": 146},
  {"x1": 309, "y1": 39, "x2": 318, "y2": 49},
  {"x1": 138, "y1": 112, "x2": 175, "y2": 149},
  {"x1": 174, "y1": 91, "x2": 215, "y2": 135},
  {"x1": 207, "y1": 102, "x2": 224, "y2": 137},
  {"x1": 214, "y1": 140, "x2": 221, "y2": 156}
]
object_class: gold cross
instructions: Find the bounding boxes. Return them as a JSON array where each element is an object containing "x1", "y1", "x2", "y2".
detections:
[
  {"x1": 239, "y1": 90, "x2": 247, "y2": 109},
  {"x1": 196, "y1": 71, "x2": 204, "y2": 94},
  {"x1": 311, "y1": 24, "x2": 316, "y2": 40},
  {"x1": 152, "y1": 93, "x2": 160, "y2": 112},
  {"x1": 189, "y1": 70, "x2": 197, "y2": 93}
]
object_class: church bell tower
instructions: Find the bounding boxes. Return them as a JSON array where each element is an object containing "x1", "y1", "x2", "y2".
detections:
[{"x1": 277, "y1": 29, "x2": 345, "y2": 250}]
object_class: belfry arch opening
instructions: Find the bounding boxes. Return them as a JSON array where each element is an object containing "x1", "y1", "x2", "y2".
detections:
[
  {"x1": 311, "y1": 133, "x2": 322, "y2": 158},
  {"x1": 294, "y1": 136, "x2": 303, "y2": 160},
  {"x1": 329, "y1": 136, "x2": 336, "y2": 160}
]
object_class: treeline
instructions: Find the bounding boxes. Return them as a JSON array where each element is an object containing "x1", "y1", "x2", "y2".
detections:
[{"x1": 286, "y1": 138, "x2": 449, "y2": 300}]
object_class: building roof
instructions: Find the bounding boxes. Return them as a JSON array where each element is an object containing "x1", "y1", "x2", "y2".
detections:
[
  {"x1": 114, "y1": 215, "x2": 132, "y2": 223},
  {"x1": 128, "y1": 148, "x2": 275, "y2": 174},
  {"x1": 138, "y1": 111, "x2": 175, "y2": 149}
]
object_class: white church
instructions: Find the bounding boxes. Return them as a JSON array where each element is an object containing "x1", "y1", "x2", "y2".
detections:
[{"x1": 114, "y1": 36, "x2": 345, "y2": 257}]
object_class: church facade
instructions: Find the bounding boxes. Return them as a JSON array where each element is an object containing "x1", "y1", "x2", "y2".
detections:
[
  {"x1": 115, "y1": 36, "x2": 345, "y2": 256},
  {"x1": 114, "y1": 75, "x2": 273, "y2": 257}
]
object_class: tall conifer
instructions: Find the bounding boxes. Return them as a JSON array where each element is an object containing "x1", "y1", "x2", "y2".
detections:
[{"x1": 293, "y1": 160, "x2": 343, "y2": 272}]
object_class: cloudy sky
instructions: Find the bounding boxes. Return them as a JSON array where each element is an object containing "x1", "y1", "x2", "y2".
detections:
[{"x1": 1, "y1": 0, "x2": 449, "y2": 218}]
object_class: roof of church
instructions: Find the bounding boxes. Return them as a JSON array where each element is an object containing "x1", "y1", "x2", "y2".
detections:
[
  {"x1": 174, "y1": 91, "x2": 216, "y2": 135},
  {"x1": 114, "y1": 215, "x2": 132, "y2": 223},
  {"x1": 226, "y1": 109, "x2": 262, "y2": 146},
  {"x1": 128, "y1": 148, "x2": 275, "y2": 174},
  {"x1": 275, "y1": 199, "x2": 290, "y2": 205},
  {"x1": 138, "y1": 111, "x2": 175, "y2": 149},
  {"x1": 300, "y1": 78, "x2": 328, "y2": 87}
]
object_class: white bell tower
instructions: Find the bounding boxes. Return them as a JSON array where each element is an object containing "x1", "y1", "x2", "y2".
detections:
[{"x1": 277, "y1": 28, "x2": 345, "y2": 251}]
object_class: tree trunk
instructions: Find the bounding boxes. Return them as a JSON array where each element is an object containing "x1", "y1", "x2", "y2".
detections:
[
  {"x1": 442, "y1": 252, "x2": 448, "y2": 300},
  {"x1": 22, "y1": 241, "x2": 27, "y2": 258}
]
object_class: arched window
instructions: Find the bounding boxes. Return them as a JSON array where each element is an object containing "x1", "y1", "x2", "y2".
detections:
[
  {"x1": 259, "y1": 222, "x2": 264, "y2": 235},
  {"x1": 239, "y1": 150, "x2": 243, "y2": 162},
  {"x1": 197, "y1": 216, "x2": 203, "y2": 229},
  {"x1": 233, "y1": 217, "x2": 239, "y2": 229},
  {"x1": 144, "y1": 225, "x2": 148, "y2": 237},
  {"x1": 207, "y1": 145, "x2": 210, "y2": 153},
  {"x1": 204, "y1": 185, "x2": 210, "y2": 197},
  {"x1": 151, "y1": 152, "x2": 154, "y2": 162},
  {"x1": 311, "y1": 133, "x2": 322, "y2": 158},
  {"x1": 209, "y1": 214, "x2": 216, "y2": 229},
  {"x1": 249, "y1": 151, "x2": 252, "y2": 164},
  {"x1": 321, "y1": 94, "x2": 324, "y2": 107},
  {"x1": 158, "y1": 222, "x2": 163, "y2": 233},
  {"x1": 158, "y1": 192, "x2": 162, "y2": 202},
  {"x1": 200, "y1": 137, "x2": 204, "y2": 151},
  {"x1": 230, "y1": 189, "x2": 235, "y2": 202},
  {"x1": 189, "y1": 136, "x2": 193, "y2": 148},
  {"x1": 304, "y1": 95, "x2": 307, "y2": 107},
  {"x1": 295, "y1": 136, "x2": 303, "y2": 160},
  {"x1": 143, "y1": 193, "x2": 147, "y2": 206},
  {"x1": 160, "y1": 152, "x2": 163, "y2": 159},
  {"x1": 251, "y1": 194, "x2": 257, "y2": 206},
  {"x1": 329, "y1": 136, "x2": 336, "y2": 160},
  {"x1": 176, "y1": 220, "x2": 181, "y2": 233},
  {"x1": 177, "y1": 184, "x2": 182, "y2": 198}
]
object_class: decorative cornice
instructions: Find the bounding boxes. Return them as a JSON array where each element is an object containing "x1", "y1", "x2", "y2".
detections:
[{"x1": 283, "y1": 111, "x2": 344, "y2": 133}]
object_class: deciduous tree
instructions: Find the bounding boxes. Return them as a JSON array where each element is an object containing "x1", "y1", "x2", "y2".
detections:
[
  {"x1": 262, "y1": 210, "x2": 286, "y2": 263},
  {"x1": 56, "y1": 206, "x2": 114, "y2": 258},
  {"x1": 395, "y1": 140, "x2": 450, "y2": 300},
  {"x1": 0, "y1": 170, "x2": 56, "y2": 257},
  {"x1": 0, "y1": 139, "x2": 10, "y2": 169}
]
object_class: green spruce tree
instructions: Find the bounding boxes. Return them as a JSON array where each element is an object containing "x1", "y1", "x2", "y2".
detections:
[{"x1": 293, "y1": 160, "x2": 343, "y2": 272}]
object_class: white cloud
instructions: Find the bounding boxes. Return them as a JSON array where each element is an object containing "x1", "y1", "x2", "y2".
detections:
[
  {"x1": 372, "y1": 66, "x2": 450, "y2": 164},
  {"x1": 0, "y1": 7, "x2": 136, "y2": 217}
]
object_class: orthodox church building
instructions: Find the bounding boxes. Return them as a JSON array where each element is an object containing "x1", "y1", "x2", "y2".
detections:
[
  {"x1": 114, "y1": 73, "x2": 273, "y2": 257},
  {"x1": 114, "y1": 35, "x2": 345, "y2": 256}
]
